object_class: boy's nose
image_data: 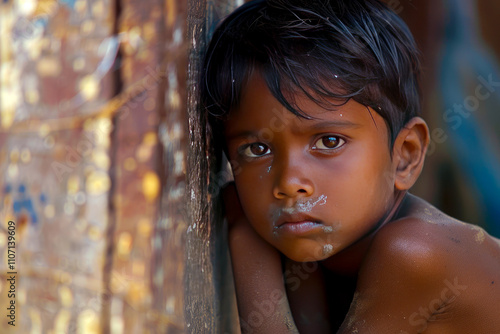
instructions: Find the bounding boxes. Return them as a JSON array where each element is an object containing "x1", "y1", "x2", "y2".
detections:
[{"x1": 272, "y1": 160, "x2": 314, "y2": 200}]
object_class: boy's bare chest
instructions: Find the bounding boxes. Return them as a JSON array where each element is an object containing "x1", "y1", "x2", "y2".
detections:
[
  {"x1": 285, "y1": 260, "x2": 358, "y2": 333},
  {"x1": 324, "y1": 272, "x2": 357, "y2": 331}
]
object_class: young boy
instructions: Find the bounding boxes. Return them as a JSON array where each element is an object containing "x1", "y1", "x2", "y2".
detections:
[{"x1": 201, "y1": 0, "x2": 500, "y2": 333}]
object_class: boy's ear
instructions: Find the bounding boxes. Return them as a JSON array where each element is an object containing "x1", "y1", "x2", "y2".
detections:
[{"x1": 392, "y1": 117, "x2": 430, "y2": 191}]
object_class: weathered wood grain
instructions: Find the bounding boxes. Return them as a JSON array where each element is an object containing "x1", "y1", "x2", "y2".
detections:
[
  {"x1": 0, "y1": 0, "x2": 243, "y2": 333},
  {"x1": 0, "y1": 0, "x2": 116, "y2": 333}
]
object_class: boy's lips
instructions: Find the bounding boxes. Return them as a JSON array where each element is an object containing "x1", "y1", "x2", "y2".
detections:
[{"x1": 275, "y1": 213, "x2": 324, "y2": 235}]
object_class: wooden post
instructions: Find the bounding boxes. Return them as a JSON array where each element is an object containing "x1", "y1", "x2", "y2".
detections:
[{"x1": 185, "y1": 1, "x2": 241, "y2": 333}]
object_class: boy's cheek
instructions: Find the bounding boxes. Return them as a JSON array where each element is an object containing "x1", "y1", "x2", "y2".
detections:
[
  {"x1": 229, "y1": 159, "x2": 242, "y2": 176},
  {"x1": 237, "y1": 193, "x2": 271, "y2": 229}
]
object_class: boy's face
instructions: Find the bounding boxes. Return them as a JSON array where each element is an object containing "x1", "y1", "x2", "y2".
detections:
[{"x1": 224, "y1": 73, "x2": 398, "y2": 262}]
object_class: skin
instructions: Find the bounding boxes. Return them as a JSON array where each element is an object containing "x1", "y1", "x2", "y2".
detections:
[{"x1": 224, "y1": 72, "x2": 500, "y2": 334}]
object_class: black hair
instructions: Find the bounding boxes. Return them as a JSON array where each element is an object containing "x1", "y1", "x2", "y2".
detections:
[{"x1": 201, "y1": 0, "x2": 421, "y2": 147}]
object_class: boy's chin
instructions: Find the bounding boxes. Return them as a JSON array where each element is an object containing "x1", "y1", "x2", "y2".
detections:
[{"x1": 281, "y1": 243, "x2": 340, "y2": 263}]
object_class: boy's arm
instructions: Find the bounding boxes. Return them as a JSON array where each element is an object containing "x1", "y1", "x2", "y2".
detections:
[{"x1": 224, "y1": 183, "x2": 299, "y2": 334}]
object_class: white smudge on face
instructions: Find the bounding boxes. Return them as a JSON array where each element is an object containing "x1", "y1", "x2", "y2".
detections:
[
  {"x1": 323, "y1": 244, "x2": 334, "y2": 256},
  {"x1": 323, "y1": 226, "x2": 334, "y2": 233},
  {"x1": 281, "y1": 195, "x2": 327, "y2": 214}
]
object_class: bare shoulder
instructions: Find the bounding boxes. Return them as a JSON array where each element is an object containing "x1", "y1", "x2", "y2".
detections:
[
  {"x1": 368, "y1": 193, "x2": 500, "y2": 273},
  {"x1": 348, "y1": 194, "x2": 500, "y2": 333}
]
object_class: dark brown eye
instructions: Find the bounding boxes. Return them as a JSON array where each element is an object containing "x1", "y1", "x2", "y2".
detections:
[
  {"x1": 241, "y1": 143, "x2": 271, "y2": 157},
  {"x1": 323, "y1": 136, "x2": 339, "y2": 148},
  {"x1": 314, "y1": 136, "x2": 345, "y2": 150}
]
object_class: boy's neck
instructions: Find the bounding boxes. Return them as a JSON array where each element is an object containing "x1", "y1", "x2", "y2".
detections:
[{"x1": 320, "y1": 191, "x2": 408, "y2": 277}]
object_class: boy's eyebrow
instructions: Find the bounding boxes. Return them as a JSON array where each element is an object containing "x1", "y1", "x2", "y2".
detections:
[
  {"x1": 226, "y1": 119, "x2": 361, "y2": 140},
  {"x1": 226, "y1": 130, "x2": 261, "y2": 141},
  {"x1": 290, "y1": 119, "x2": 363, "y2": 135},
  {"x1": 305, "y1": 119, "x2": 361, "y2": 130}
]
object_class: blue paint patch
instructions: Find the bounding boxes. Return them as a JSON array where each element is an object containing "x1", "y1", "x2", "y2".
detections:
[
  {"x1": 40, "y1": 193, "x2": 48, "y2": 204},
  {"x1": 13, "y1": 198, "x2": 38, "y2": 224},
  {"x1": 10, "y1": 184, "x2": 39, "y2": 224}
]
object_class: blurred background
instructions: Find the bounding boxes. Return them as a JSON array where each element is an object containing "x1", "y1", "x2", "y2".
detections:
[
  {"x1": 0, "y1": 0, "x2": 498, "y2": 333},
  {"x1": 397, "y1": 0, "x2": 500, "y2": 238}
]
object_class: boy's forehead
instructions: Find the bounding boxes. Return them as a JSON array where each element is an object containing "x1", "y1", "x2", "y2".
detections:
[
  {"x1": 224, "y1": 73, "x2": 389, "y2": 141},
  {"x1": 229, "y1": 73, "x2": 376, "y2": 124}
]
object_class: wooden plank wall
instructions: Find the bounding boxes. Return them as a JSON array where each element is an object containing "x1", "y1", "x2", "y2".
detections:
[
  {"x1": 1, "y1": 0, "x2": 118, "y2": 333},
  {"x1": 0, "y1": 0, "x2": 240, "y2": 333}
]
